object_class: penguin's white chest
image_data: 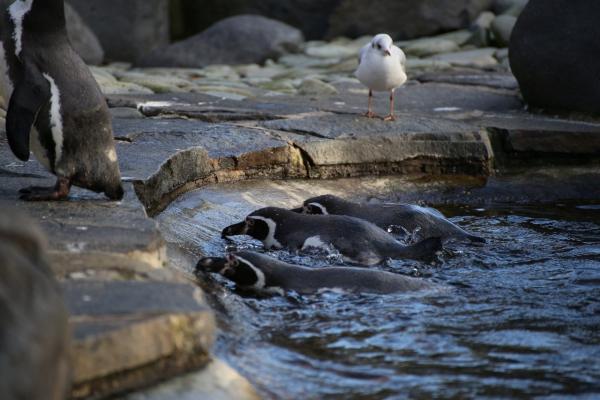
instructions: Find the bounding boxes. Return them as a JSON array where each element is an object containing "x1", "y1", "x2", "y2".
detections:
[
  {"x1": 42, "y1": 73, "x2": 64, "y2": 168},
  {"x1": 356, "y1": 51, "x2": 407, "y2": 92},
  {"x1": 29, "y1": 127, "x2": 51, "y2": 171}
]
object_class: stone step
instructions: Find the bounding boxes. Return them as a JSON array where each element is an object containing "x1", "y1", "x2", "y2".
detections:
[{"x1": 64, "y1": 280, "x2": 215, "y2": 400}]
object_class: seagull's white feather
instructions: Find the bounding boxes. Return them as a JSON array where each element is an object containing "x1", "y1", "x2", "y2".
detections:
[
  {"x1": 355, "y1": 34, "x2": 407, "y2": 92},
  {"x1": 358, "y1": 43, "x2": 369, "y2": 65}
]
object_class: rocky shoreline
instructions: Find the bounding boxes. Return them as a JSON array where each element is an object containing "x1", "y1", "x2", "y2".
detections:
[{"x1": 1, "y1": 10, "x2": 600, "y2": 399}]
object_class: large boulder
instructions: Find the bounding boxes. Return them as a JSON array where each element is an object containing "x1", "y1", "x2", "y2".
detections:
[
  {"x1": 327, "y1": 0, "x2": 494, "y2": 39},
  {"x1": 68, "y1": 0, "x2": 170, "y2": 63},
  {"x1": 171, "y1": 0, "x2": 492, "y2": 41},
  {"x1": 509, "y1": 0, "x2": 600, "y2": 114},
  {"x1": 139, "y1": 15, "x2": 304, "y2": 68},
  {"x1": 65, "y1": 3, "x2": 104, "y2": 65},
  {"x1": 171, "y1": 0, "x2": 339, "y2": 41},
  {"x1": 0, "y1": 211, "x2": 70, "y2": 400}
]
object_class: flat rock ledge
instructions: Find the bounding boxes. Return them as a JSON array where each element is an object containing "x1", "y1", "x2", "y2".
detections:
[{"x1": 105, "y1": 75, "x2": 599, "y2": 216}]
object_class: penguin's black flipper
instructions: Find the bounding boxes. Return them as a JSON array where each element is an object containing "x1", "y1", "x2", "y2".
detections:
[{"x1": 6, "y1": 62, "x2": 50, "y2": 161}]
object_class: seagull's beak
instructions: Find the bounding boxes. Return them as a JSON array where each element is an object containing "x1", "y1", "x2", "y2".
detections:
[{"x1": 384, "y1": 49, "x2": 391, "y2": 56}]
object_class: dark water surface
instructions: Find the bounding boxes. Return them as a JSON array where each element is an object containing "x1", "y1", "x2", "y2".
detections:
[{"x1": 159, "y1": 185, "x2": 600, "y2": 399}]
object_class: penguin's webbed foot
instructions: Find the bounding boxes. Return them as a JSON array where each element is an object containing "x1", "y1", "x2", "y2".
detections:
[{"x1": 19, "y1": 177, "x2": 70, "y2": 201}]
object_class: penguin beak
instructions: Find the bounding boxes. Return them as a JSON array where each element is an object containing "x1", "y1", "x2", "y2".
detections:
[
  {"x1": 221, "y1": 221, "x2": 247, "y2": 238},
  {"x1": 290, "y1": 206, "x2": 304, "y2": 213},
  {"x1": 195, "y1": 257, "x2": 228, "y2": 273}
]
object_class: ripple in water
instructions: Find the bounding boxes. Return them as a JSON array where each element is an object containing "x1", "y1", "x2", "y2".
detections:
[{"x1": 165, "y1": 197, "x2": 600, "y2": 399}]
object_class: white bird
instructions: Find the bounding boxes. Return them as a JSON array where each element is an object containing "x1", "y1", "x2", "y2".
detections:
[{"x1": 355, "y1": 33, "x2": 407, "y2": 121}]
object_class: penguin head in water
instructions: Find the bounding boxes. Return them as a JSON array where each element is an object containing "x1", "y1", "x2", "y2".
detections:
[
  {"x1": 196, "y1": 253, "x2": 267, "y2": 290},
  {"x1": 221, "y1": 207, "x2": 292, "y2": 249}
]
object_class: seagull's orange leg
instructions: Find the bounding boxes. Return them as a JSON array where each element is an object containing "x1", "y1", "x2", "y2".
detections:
[
  {"x1": 365, "y1": 89, "x2": 376, "y2": 118},
  {"x1": 384, "y1": 89, "x2": 396, "y2": 121}
]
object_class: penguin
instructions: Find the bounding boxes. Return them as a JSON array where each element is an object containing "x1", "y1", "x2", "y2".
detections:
[
  {"x1": 221, "y1": 207, "x2": 442, "y2": 265},
  {"x1": 2, "y1": 0, "x2": 123, "y2": 200},
  {"x1": 196, "y1": 251, "x2": 437, "y2": 295},
  {"x1": 293, "y1": 194, "x2": 485, "y2": 244}
]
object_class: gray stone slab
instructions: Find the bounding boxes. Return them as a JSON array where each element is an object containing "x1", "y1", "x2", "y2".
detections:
[
  {"x1": 0, "y1": 135, "x2": 166, "y2": 271},
  {"x1": 64, "y1": 281, "x2": 209, "y2": 332},
  {"x1": 125, "y1": 359, "x2": 261, "y2": 400},
  {"x1": 462, "y1": 112, "x2": 600, "y2": 155},
  {"x1": 116, "y1": 121, "x2": 289, "y2": 180},
  {"x1": 67, "y1": 281, "x2": 215, "y2": 400},
  {"x1": 107, "y1": 92, "x2": 314, "y2": 121},
  {"x1": 262, "y1": 112, "x2": 477, "y2": 139},
  {"x1": 266, "y1": 81, "x2": 523, "y2": 118},
  {"x1": 416, "y1": 70, "x2": 519, "y2": 90}
]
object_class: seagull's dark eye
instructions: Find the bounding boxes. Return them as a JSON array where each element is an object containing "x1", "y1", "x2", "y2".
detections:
[{"x1": 376, "y1": 44, "x2": 381, "y2": 50}]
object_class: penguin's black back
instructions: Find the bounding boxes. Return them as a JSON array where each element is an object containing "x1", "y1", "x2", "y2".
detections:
[{"x1": 236, "y1": 251, "x2": 434, "y2": 294}]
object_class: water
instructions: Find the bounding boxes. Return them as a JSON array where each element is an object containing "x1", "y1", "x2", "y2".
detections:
[{"x1": 158, "y1": 181, "x2": 600, "y2": 399}]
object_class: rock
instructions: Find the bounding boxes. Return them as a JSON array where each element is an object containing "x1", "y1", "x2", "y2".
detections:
[
  {"x1": 257, "y1": 79, "x2": 297, "y2": 94},
  {"x1": 492, "y1": 0, "x2": 528, "y2": 15},
  {"x1": 473, "y1": 11, "x2": 496, "y2": 30},
  {"x1": 66, "y1": 280, "x2": 215, "y2": 399},
  {"x1": 468, "y1": 11, "x2": 496, "y2": 47},
  {"x1": 173, "y1": 0, "x2": 494, "y2": 41},
  {"x1": 405, "y1": 58, "x2": 452, "y2": 71},
  {"x1": 327, "y1": 0, "x2": 494, "y2": 40},
  {"x1": 491, "y1": 14, "x2": 516, "y2": 47},
  {"x1": 298, "y1": 78, "x2": 339, "y2": 96},
  {"x1": 431, "y1": 48, "x2": 498, "y2": 68},
  {"x1": 99, "y1": 80, "x2": 155, "y2": 95},
  {"x1": 114, "y1": 71, "x2": 196, "y2": 93},
  {"x1": 65, "y1": 3, "x2": 104, "y2": 65},
  {"x1": 110, "y1": 107, "x2": 145, "y2": 119},
  {"x1": 434, "y1": 30, "x2": 474, "y2": 46},
  {"x1": 171, "y1": 0, "x2": 340, "y2": 41},
  {"x1": 236, "y1": 63, "x2": 286, "y2": 79},
  {"x1": 0, "y1": 210, "x2": 70, "y2": 400},
  {"x1": 492, "y1": 0, "x2": 529, "y2": 17},
  {"x1": 403, "y1": 38, "x2": 460, "y2": 58},
  {"x1": 139, "y1": 15, "x2": 304, "y2": 68},
  {"x1": 125, "y1": 359, "x2": 261, "y2": 400},
  {"x1": 278, "y1": 54, "x2": 341, "y2": 69},
  {"x1": 68, "y1": 0, "x2": 170, "y2": 63},
  {"x1": 509, "y1": 0, "x2": 600, "y2": 114},
  {"x1": 305, "y1": 42, "x2": 357, "y2": 59}
]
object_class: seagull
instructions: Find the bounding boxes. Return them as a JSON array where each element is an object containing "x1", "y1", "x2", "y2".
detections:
[{"x1": 355, "y1": 33, "x2": 407, "y2": 121}]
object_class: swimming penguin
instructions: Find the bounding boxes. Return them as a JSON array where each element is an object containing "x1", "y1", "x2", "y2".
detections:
[
  {"x1": 2, "y1": 0, "x2": 123, "y2": 200},
  {"x1": 221, "y1": 207, "x2": 442, "y2": 265},
  {"x1": 197, "y1": 251, "x2": 436, "y2": 295},
  {"x1": 293, "y1": 194, "x2": 485, "y2": 243}
]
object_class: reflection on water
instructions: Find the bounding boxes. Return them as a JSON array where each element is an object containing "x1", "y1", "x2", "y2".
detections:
[{"x1": 158, "y1": 184, "x2": 600, "y2": 399}]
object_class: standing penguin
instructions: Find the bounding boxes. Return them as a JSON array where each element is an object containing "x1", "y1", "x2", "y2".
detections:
[{"x1": 2, "y1": 0, "x2": 123, "y2": 200}]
